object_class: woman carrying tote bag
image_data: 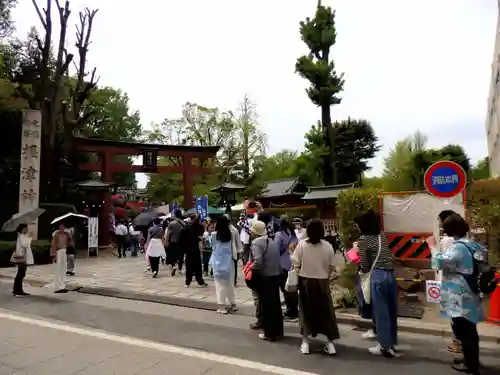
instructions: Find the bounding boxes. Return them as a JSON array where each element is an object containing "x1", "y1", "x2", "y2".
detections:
[{"x1": 355, "y1": 210, "x2": 399, "y2": 358}]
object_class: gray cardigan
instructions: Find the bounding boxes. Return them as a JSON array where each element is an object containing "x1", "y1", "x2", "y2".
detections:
[{"x1": 251, "y1": 236, "x2": 282, "y2": 277}]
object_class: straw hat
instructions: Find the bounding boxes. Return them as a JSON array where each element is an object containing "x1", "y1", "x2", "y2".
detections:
[{"x1": 250, "y1": 220, "x2": 267, "y2": 237}]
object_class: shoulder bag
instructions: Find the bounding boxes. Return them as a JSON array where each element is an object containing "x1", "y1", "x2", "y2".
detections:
[
  {"x1": 360, "y1": 235, "x2": 382, "y2": 304},
  {"x1": 243, "y1": 238, "x2": 269, "y2": 290}
]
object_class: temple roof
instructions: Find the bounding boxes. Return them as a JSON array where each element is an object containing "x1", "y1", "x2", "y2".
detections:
[
  {"x1": 210, "y1": 182, "x2": 246, "y2": 192},
  {"x1": 77, "y1": 180, "x2": 116, "y2": 191},
  {"x1": 302, "y1": 183, "x2": 355, "y2": 200},
  {"x1": 259, "y1": 178, "x2": 308, "y2": 198}
]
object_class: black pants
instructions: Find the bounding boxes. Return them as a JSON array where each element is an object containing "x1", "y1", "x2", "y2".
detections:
[
  {"x1": 177, "y1": 249, "x2": 185, "y2": 270},
  {"x1": 116, "y1": 236, "x2": 126, "y2": 257},
  {"x1": 185, "y1": 253, "x2": 205, "y2": 286},
  {"x1": 279, "y1": 269, "x2": 299, "y2": 318},
  {"x1": 452, "y1": 317, "x2": 480, "y2": 373},
  {"x1": 13, "y1": 264, "x2": 27, "y2": 294},
  {"x1": 255, "y1": 274, "x2": 284, "y2": 340},
  {"x1": 149, "y1": 256, "x2": 160, "y2": 273},
  {"x1": 166, "y1": 243, "x2": 184, "y2": 270}
]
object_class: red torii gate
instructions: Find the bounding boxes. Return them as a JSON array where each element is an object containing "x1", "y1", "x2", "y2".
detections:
[{"x1": 74, "y1": 137, "x2": 219, "y2": 245}]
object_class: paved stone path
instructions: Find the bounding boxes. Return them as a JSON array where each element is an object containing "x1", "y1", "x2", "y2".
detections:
[
  {"x1": 0, "y1": 254, "x2": 257, "y2": 306},
  {"x1": 0, "y1": 250, "x2": 348, "y2": 308}
]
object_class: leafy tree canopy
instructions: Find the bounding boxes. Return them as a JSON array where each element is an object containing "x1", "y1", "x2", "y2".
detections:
[
  {"x1": 471, "y1": 157, "x2": 489, "y2": 181},
  {"x1": 146, "y1": 101, "x2": 265, "y2": 204},
  {"x1": 296, "y1": 1, "x2": 344, "y2": 185}
]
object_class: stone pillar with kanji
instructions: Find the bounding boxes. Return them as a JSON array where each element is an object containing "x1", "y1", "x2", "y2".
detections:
[{"x1": 19, "y1": 110, "x2": 42, "y2": 239}]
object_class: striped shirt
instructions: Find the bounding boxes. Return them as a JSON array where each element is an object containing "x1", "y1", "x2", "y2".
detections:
[{"x1": 358, "y1": 234, "x2": 394, "y2": 273}]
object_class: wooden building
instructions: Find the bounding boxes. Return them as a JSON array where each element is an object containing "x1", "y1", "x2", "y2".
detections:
[
  {"x1": 257, "y1": 178, "x2": 309, "y2": 209},
  {"x1": 302, "y1": 183, "x2": 355, "y2": 221}
]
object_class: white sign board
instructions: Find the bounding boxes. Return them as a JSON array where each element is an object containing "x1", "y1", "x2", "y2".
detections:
[
  {"x1": 425, "y1": 280, "x2": 441, "y2": 303},
  {"x1": 88, "y1": 217, "x2": 99, "y2": 254}
]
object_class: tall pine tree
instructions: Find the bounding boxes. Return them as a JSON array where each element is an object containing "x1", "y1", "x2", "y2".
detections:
[{"x1": 295, "y1": 1, "x2": 344, "y2": 185}]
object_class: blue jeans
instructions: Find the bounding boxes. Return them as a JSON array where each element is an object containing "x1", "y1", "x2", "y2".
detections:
[{"x1": 371, "y1": 269, "x2": 398, "y2": 349}]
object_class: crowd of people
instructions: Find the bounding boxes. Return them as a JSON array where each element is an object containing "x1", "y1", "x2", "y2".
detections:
[
  {"x1": 137, "y1": 204, "x2": 389, "y2": 357},
  {"x1": 8, "y1": 202, "x2": 493, "y2": 373}
]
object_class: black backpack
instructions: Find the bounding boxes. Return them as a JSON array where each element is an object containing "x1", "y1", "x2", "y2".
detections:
[{"x1": 458, "y1": 241, "x2": 497, "y2": 296}]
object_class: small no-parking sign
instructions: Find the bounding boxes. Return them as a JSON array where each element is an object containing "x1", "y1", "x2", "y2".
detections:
[
  {"x1": 424, "y1": 161, "x2": 466, "y2": 199},
  {"x1": 426, "y1": 280, "x2": 441, "y2": 303}
]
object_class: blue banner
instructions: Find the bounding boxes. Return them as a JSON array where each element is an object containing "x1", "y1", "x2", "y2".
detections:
[
  {"x1": 195, "y1": 196, "x2": 208, "y2": 221},
  {"x1": 171, "y1": 201, "x2": 179, "y2": 214}
]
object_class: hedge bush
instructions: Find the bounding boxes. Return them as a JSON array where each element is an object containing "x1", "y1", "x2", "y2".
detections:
[
  {"x1": 337, "y1": 188, "x2": 382, "y2": 248},
  {"x1": 0, "y1": 240, "x2": 52, "y2": 267},
  {"x1": 469, "y1": 179, "x2": 500, "y2": 266}
]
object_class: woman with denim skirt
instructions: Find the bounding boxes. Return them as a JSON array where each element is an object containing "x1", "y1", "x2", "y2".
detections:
[{"x1": 355, "y1": 210, "x2": 399, "y2": 358}]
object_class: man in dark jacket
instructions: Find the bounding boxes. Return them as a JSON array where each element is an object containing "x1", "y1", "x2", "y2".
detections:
[
  {"x1": 165, "y1": 210, "x2": 186, "y2": 276},
  {"x1": 183, "y1": 214, "x2": 207, "y2": 287}
]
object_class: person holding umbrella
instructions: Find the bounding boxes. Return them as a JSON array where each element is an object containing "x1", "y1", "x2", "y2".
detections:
[
  {"x1": 11, "y1": 224, "x2": 34, "y2": 296},
  {"x1": 51, "y1": 223, "x2": 74, "y2": 293}
]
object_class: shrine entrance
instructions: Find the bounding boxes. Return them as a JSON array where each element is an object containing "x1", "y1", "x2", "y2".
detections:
[{"x1": 74, "y1": 136, "x2": 219, "y2": 245}]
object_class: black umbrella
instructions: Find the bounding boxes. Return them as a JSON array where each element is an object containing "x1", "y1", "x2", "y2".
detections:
[{"x1": 133, "y1": 211, "x2": 160, "y2": 228}]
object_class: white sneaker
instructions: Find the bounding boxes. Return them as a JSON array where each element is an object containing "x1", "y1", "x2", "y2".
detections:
[
  {"x1": 324, "y1": 342, "x2": 336, "y2": 355},
  {"x1": 368, "y1": 343, "x2": 396, "y2": 358},
  {"x1": 217, "y1": 308, "x2": 228, "y2": 315},
  {"x1": 300, "y1": 341, "x2": 310, "y2": 355},
  {"x1": 368, "y1": 343, "x2": 384, "y2": 356},
  {"x1": 362, "y1": 329, "x2": 377, "y2": 340}
]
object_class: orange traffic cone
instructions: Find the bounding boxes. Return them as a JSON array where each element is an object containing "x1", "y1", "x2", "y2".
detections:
[{"x1": 486, "y1": 273, "x2": 500, "y2": 326}]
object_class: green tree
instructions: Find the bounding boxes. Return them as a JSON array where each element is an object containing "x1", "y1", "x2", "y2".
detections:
[
  {"x1": 471, "y1": 157, "x2": 489, "y2": 180},
  {"x1": 295, "y1": 1, "x2": 344, "y2": 185},
  {"x1": 236, "y1": 95, "x2": 266, "y2": 183},
  {"x1": 0, "y1": 0, "x2": 17, "y2": 38},
  {"x1": 410, "y1": 145, "x2": 470, "y2": 190},
  {"x1": 296, "y1": 119, "x2": 380, "y2": 186},
  {"x1": 332, "y1": 119, "x2": 380, "y2": 184},
  {"x1": 245, "y1": 150, "x2": 300, "y2": 196},
  {"x1": 81, "y1": 86, "x2": 142, "y2": 187},
  {"x1": 146, "y1": 103, "x2": 237, "y2": 204},
  {"x1": 146, "y1": 101, "x2": 266, "y2": 204},
  {"x1": 382, "y1": 131, "x2": 427, "y2": 191},
  {"x1": 293, "y1": 122, "x2": 329, "y2": 186}
]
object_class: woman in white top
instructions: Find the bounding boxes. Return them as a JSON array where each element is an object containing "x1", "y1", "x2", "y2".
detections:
[
  {"x1": 292, "y1": 219, "x2": 339, "y2": 356},
  {"x1": 293, "y1": 218, "x2": 307, "y2": 241},
  {"x1": 145, "y1": 218, "x2": 166, "y2": 278},
  {"x1": 11, "y1": 223, "x2": 34, "y2": 296}
]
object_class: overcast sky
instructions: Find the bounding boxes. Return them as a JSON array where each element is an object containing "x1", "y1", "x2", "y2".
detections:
[{"x1": 13, "y1": 0, "x2": 497, "y2": 188}]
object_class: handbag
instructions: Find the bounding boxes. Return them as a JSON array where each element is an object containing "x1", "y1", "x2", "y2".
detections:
[
  {"x1": 285, "y1": 269, "x2": 298, "y2": 292},
  {"x1": 359, "y1": 235, "x2": 382, "y2": 304},
  {"x1": 243, "y1": 238, "x2": 269, "y2": 289},
  {"x1": 10, "y1": 252, "x2": 26, "y2": 264}
]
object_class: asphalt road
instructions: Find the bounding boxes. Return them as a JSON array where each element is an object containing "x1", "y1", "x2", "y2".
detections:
[{"x1": 0, "y1": 281, "x2": 498, "y2": 375}]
